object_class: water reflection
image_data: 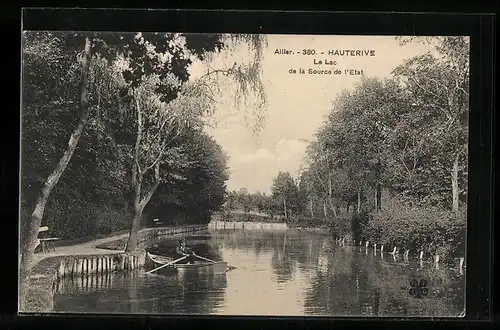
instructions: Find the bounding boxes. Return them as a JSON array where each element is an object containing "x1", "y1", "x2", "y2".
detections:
[{"x1": 54, "y1": 229, "x2": 464, "y2": 316}]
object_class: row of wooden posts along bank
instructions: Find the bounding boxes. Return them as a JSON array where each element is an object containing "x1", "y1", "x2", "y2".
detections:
[
  {"x1": 334, "y1": 237, "x2": 466, "y2": 273},
  {"x1": 54, "y1": 264, "x2": 144, "y2": 295},
  {"x1": 52, "y1": 224, "x2": 208, "y2": 282}
]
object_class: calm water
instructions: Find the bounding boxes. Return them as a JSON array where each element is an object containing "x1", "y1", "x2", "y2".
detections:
[{"x1": 53, "y1": 228, "x2": 465, "y2": 316}]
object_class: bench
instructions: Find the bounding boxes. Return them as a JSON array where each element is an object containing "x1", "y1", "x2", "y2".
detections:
[
  {"x1": 18, "y1": 227, "x2": 58, "y2": 263},
  {"x1": 37, "y1": 226, "x2": 58, "y2": 253},
  {"x1": 152, "y1": 218, "x2": 163, "y2": 226},
  {"x1": 39, "y1": 237, "x2": 58, "y2": 253}
]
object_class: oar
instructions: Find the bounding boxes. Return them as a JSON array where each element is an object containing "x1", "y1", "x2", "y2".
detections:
[
  {"x1": 145, "y1": 255, "x2": 187, "y2": 274},
  {"x1": 193, "y1": 253, "x2": 236, "y2": 271},
  {"x1": 193, "y1": 253, "x2": 216, "y2": 263}
]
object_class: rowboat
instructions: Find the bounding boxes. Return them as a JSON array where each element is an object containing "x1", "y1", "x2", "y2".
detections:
[{"x1": 146, "y1": 252, "x2": 229, "y2": 274}]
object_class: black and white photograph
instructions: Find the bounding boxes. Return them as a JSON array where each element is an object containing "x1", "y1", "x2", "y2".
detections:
[{"x1": 19, "y1": 31, "x2": 468, "y2": 317}]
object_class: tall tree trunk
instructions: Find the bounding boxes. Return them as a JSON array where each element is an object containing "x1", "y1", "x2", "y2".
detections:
[
  {"x1": 375, "y1": 156, "x2": 382, "y2": 211},
  {"x1": 347, "y1": 202, "x2": 351, "y2": 214},
  {"x1": 357, "y1": 189, "x2": 361, "y2": 214},
  {"x1": 376, "y1": 183, "x2": 382, "y2": 211},
  {"x1": 125, "y1": 89, "x2": 162, "y2": 252},
  {"x1": 283, "y1": 198, "x2": 287, "y2": 218},
  {"x1": 328, "y1": 197, "x2": 336, "y2": 216},
  {"x1": 18, "y1": 36, "x2": 93, "y2": 309},
  {"x1": 125, "y1": 203, "x2": 143, "y2": 252},
  {"x1": 451, "y1": 152, "x2": 460, "y2": 212},
  {"x1": 309, "y1": 198, "x2": 314, "y2": 218},
  {"x1": 327, "y1": 175, "x2": 337, "y2": 217},
  {"x1": 125, "y1": 163, "x2": 160, "y2": 252}
]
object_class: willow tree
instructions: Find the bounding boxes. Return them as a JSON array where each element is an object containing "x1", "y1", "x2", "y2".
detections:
[{"x1": 116, "y1": 33, "x2": 268, "y2": 251}]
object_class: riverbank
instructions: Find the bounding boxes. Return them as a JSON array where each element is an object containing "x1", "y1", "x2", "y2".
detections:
[{"x1": 20, "y1": 224, "x2": 208, "y2": 313}]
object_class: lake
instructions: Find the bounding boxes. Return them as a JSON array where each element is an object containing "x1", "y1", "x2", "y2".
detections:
[{"x1": 53, "y1": 228, "x2": 465, "y2": 317}]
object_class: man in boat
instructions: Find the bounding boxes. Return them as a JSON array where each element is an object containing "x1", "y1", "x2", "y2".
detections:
[{"x1": 176, "y1": 238, "x2": 196, "y2": 264}]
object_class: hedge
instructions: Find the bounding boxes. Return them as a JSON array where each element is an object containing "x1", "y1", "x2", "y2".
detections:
[{"x1": 352, "y1": 205, "x2": 466, "y2": 261}]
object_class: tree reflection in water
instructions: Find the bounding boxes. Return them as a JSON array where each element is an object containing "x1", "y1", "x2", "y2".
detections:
[
  {"x1": 301, "y1": 237, "x2": 465, "y2": 317},
  {"x1": 270, "y1": 231, "x2": 296, "y2": 285}
]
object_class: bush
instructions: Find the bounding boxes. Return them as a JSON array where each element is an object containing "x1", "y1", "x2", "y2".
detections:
[
  {"x1": 351, "y1": 211, "x2": 370, "y2": 242},
  {"x1": 360, "y1": 204, "x2": 466, "y2": 260},
  {"x1": 95, "y1": 226, "x2": 113, "y2": 238},
  {"x1": 326, "y1": 213, "x2": 351, "y2": 238},
  {"x1": 39, "y1": 198, "x2": 128, "y2": 240}
]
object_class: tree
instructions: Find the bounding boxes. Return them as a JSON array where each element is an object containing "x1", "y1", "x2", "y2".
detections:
[
  {"x1": 328, "y1": 78, "x2": 405, "y2": 213},
  {"x1": 223, "y1": 190, "x2": 238, "y2": 215},
  {"x1": 20, "y1": 33, "x2": 94, "y2": 306},
  {"x1": 146, "y1": 128, "x2": 229, "y2": 225},
  {"x1": 253, "y1": 191, "x2": 268, "y2": 214},
  {"x1": 21, "y1": 31, "x2": 146, "y2": 246},
  {"x1": 271, "y1": 171, "x2": 300, "y2": 219},
  {"x1": 242, "y1": 194, "x2": 254, "y2": 214},
  {"x1": 104, "y1": 32, "x2": 267, "y2": 251},
  {"x1": 290, "y1": 36, "x2": 469, "y2": 243},
  {"x1": 304, "y1": 141, "x2": 334, "y2": 217},
  {"x1": 392, "y1": 36, "x2": 469, "y2": 211},
  {"x1": 304, "y1": 138, "x2": 356, "y2": 217},
  {"x1": 183, "y1": 131, "x2": 230, "y2": 220},
  {"x1": 232, "y1": 188, "x2": 251, "y2": 213},
  {"x1": 300, "y1": 77, "x2": 405, "y2": 217},
  {"x1": 121, "y1": 74, "x2": 208, "y2": 251}
]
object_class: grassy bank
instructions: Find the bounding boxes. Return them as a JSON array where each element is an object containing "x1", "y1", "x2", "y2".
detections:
[{"x1": 20, "y1": 256, "x2": 64, "y2": 312}]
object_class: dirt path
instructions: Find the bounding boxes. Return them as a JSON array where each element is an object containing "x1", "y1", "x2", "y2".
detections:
[{"x1": 30, "y1": 232, "x2": 130, "y2": 268}]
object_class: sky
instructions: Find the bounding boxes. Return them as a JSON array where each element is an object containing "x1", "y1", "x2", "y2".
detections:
[{"x1": 187, "y1": 35, "x2": 433, "y2": 195}]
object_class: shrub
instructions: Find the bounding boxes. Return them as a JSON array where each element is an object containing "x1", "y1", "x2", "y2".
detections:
[
  {"x1": 351, "y1": 211, "x2": 370, "y2": 242},
  {"x1": 359, "y1": 204, "x2": 466, "y2": 260},
  {"x1": 326, "y1": 213, "x2": 351, "y2": 238}
]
